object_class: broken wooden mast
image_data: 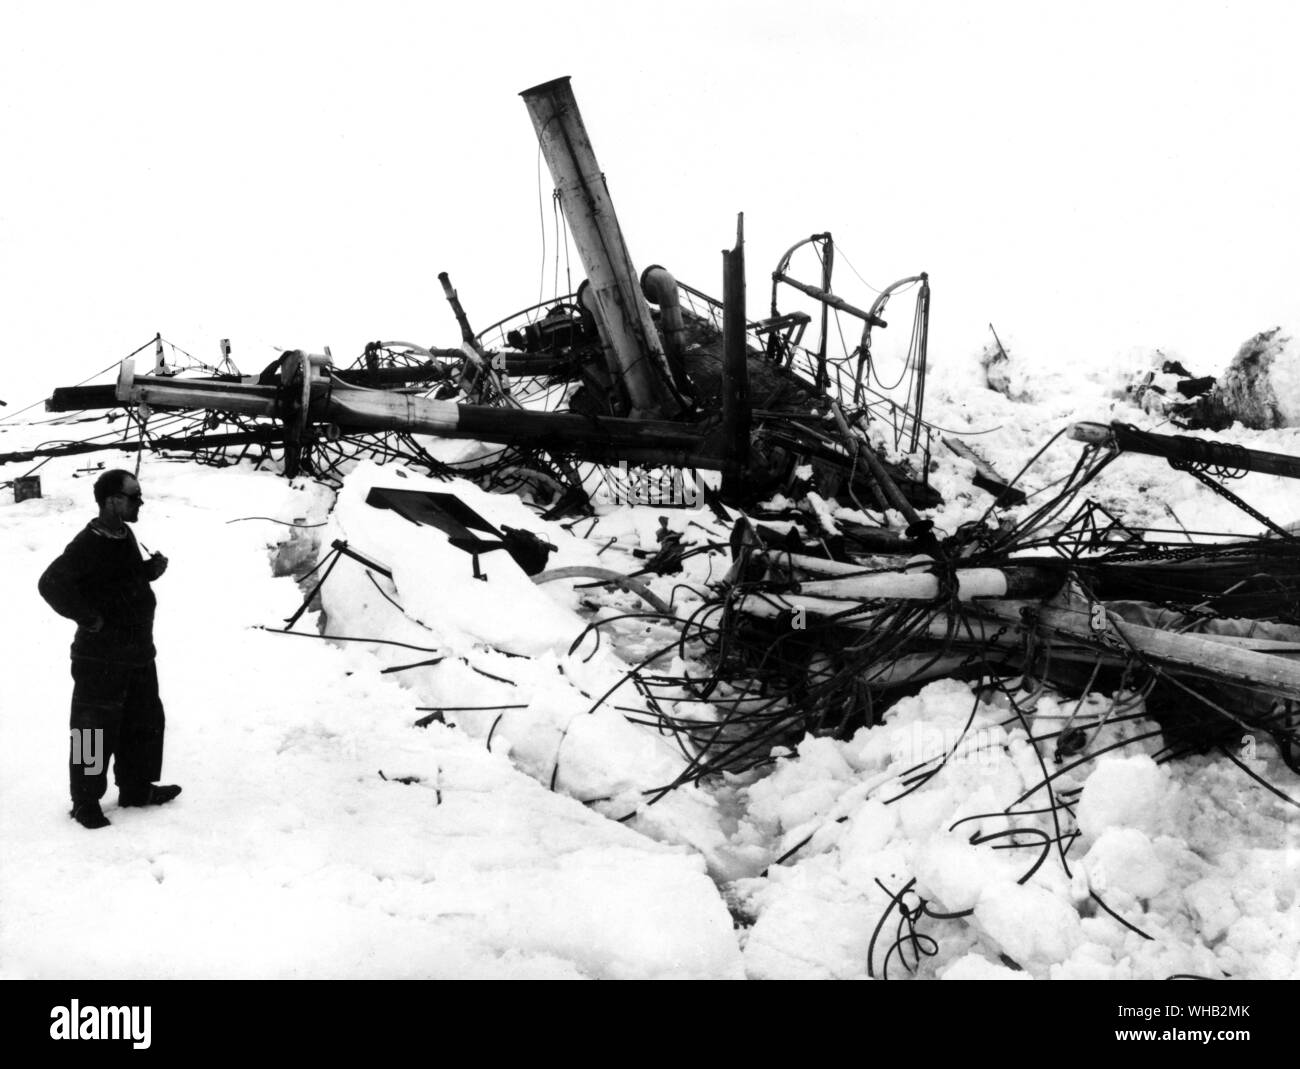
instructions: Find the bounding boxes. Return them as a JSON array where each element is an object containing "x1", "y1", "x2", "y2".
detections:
[{"x1": 112, "y1": 351, "x2": 728, "y2": 471}]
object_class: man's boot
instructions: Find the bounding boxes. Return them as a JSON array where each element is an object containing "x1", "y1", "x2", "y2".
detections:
[
  {"x1": 70, "y1": 801, "x2": 111, "y2": 829},
  {"x1": 118, "y1": 783, "x2": 183, "y2": 807}
]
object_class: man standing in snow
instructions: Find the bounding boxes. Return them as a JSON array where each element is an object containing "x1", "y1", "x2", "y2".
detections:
[{"x1": 39, "y1": 469, "x2": 181, "y2": 830}]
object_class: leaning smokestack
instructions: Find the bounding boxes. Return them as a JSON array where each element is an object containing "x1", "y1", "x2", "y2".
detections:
[{"x1": 520, "y1": 77, "x2": 684, "y2": 420}]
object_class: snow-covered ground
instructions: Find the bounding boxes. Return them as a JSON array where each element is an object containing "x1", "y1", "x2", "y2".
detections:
[{"x1": 1, "y1": 333, "x2": 1297, "y2": 979}]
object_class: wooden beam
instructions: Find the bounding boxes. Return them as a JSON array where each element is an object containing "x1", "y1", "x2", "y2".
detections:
[
  {"x1": 1071, "y1": 421, "x2": 1300, "y2": 481},
  {"x1": 832, "y1": 401, "x2": 919, "y2": 524},
  {"x1": 116, "y1": 360, "x2": 278, "y2": 418},
  {"x1": 323, "y1": 389, "x2": 727, "y2": 468},
  {"x1": 771, "y1": 272, "x2": 886, "y2": 327},
  {"x1": 721, "y1": 213, "x2": 750, "y2": 498},
  {"x1": 943, "y1": 435, "x2": 1026, "y2": 506},
  {"x1": 734, "y1": 592, "x2": 1300, "y2": 702}
]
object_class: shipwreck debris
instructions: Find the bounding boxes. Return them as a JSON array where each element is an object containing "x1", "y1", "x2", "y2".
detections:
[
  {"x1": 942, "y1": 436, "x2": 1026, "y2": 507},
  {"x1": 695, "y1": 420, "x2": 1300, "y2": 783},
  {"x1": 13, "y1": 75, "x2": 1300, "y2": 799},
  {"x1": 25, "y1": 76, "x2": 940, "y2": 523}
]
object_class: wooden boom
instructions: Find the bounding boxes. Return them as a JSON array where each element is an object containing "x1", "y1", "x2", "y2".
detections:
[
  {"x1": 112, "y1": 354, "x2": 730, "y2": 470},
  {"x1": 1070, "y1": 421, "x2": 1300, "y2": 481}
]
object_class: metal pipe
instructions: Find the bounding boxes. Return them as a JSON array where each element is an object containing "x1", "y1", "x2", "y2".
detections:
[
  {"x1": 640, "y1": 264, "x2": 692, "y2": 398},
  {"x1": 770, "y1": 233, "x2": 829, "y2": 316}
]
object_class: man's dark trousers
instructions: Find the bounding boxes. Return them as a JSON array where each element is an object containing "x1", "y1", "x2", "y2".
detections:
[{"x1": 69, "y1": 658, "x2": 165, "y2": 805}]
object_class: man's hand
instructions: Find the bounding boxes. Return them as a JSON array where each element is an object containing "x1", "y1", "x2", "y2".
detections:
[
  {"x1": 81, "y1": 615, "x2": 105, "y2": 633},
  {"x1": 146, "y1": 552, "x2": 169, "y2": 580}
]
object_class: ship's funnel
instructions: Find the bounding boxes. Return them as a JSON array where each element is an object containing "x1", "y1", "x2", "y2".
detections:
[{"x1": 520, "y1": 76, "x2": 683, "y2": 419}]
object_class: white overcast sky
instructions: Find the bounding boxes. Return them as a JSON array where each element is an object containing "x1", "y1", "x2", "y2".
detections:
[{"x1": 3, "y1": 0, "x2": 1299, "y2": 408}]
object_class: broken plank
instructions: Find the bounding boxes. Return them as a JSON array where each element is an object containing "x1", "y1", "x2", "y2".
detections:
[{"x1": 943, "y1": 436, "x2": 1026, "y2": 506}]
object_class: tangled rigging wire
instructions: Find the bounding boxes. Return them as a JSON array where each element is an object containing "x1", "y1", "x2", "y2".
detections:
[{"x1": 549, "y1": 415, "x2": 1300, "y2": 973}]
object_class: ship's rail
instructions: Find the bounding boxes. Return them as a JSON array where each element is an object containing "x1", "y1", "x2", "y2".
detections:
[{"x1": 675, "y1": 282, "x2": 931, "y2": 457}]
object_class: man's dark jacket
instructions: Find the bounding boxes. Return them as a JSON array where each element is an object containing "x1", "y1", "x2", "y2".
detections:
[{"x1": 39, "y1": 523, "x2": 158, "y2": 664}]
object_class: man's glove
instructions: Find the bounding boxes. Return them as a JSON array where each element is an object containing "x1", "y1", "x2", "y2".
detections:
[{"x1": 145, "y1": 552, "x2": 169, "y2": 581}]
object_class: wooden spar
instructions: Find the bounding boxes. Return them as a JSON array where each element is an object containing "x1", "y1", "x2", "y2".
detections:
[
  {"x1": 831, "y1": 400, "x2": 919, "y2": 524},
  {"x1": 732, "y1": 559, "x2": 1058, "y2": 602},
  {"x1": 905, "y1": 277, "x2": 930, "y2": 454},
  {"x1": 943, "y1": 436, "x2": 1026, "y2": 506},
  {"x1": 998, "y1": 604, "x2": 1300, "y2": 655},
  {"x1": 986, "y1": 600, "x2": 1300, "y2": 699},
  {"x1": 115, "y1": 358, "x2": 278, "y2": 418},
  {"x1": 53, "y1": 360, "x2": 556, "y2": 410},
  {"x1": 797, "y1": 564, "x2": 1061, "y2": 601},
  {"x1": 437, "y1": 272, "x2": 520, "y2": 407},
  {"x1": 721, "y1": 214, "x2": 750, "y2": 496},
  {"x1": 759, "y1": 548, "x2": 915, "y2": 575},
  {"x1": 520, "y1": 77, "x2": 680, "y2": 420},
  {"x1": 735, "y1": 593, "x2": 1300, "y2": 654},
  {"x1": 817, "y1": 238, "x2": 832, "y2": 391},
  {"x1": 49, "y1": 383, "x2": 158, "y2": 411},
  {"x1": 111, "y1": 357, "x2": 733, "y2": 469},
  {"x1": 734, "y1": 593, "x2": 1300, "y2": 701},
  {"x1": 438, "y1": 271, "x2": 478, "y2": 346},
  {"x1": 1070, "y1": 421, "x2": 1300, "y2": 480},
  {"x1": 747, "y1": 516, "x2": 921, "y2": 555},
  {"x1": 322, "y1": 388, "x2": 721, "y2": 466},
  {"x1": 827, "y1": 400, "x2": 889, "y2": 512},
  {"x1": 770, "y1": 272, "x2": 886, "y2": 328}
]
